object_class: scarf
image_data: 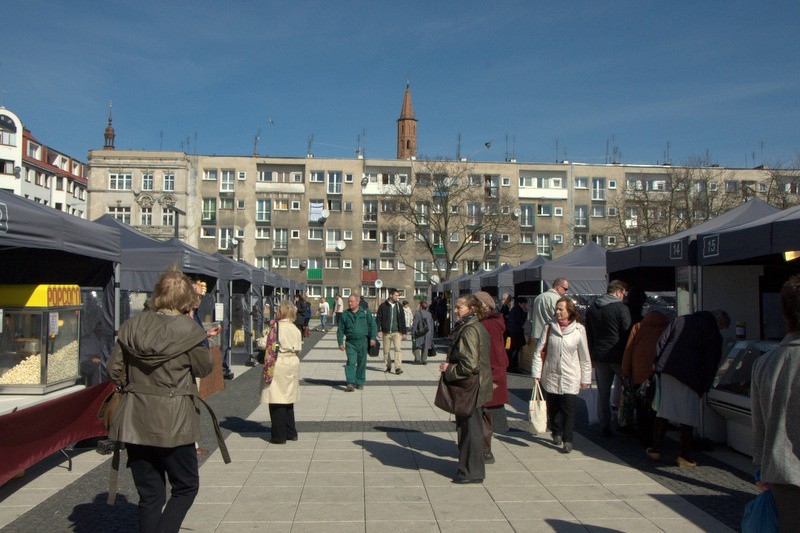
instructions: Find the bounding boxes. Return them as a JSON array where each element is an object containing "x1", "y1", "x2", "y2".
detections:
[
  {"x1": 262, "y1": 320, "x2": 279, "y2": 384},
  {"x1": 557, "y1": 318, "x2": 572, "y2": 329}
]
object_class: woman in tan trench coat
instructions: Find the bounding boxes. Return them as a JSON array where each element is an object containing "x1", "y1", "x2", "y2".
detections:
[{"x1": 260, "y1": 300, "x2": 303, "y2": 444}]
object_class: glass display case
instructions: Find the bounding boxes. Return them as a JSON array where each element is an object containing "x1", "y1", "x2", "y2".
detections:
[
  {"x1": 0, "y1": 285, "x2": 82, "y2": 394},
  {"x1": 707, "y1": 339, "x2": 779, "y2": 456}
]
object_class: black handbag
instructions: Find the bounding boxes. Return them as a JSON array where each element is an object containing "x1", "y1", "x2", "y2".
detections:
[
  {"x1": 434, "y1": 373, "x2": 479, "y2": 417},
  {"x1": 368, "y1": 339, "x2": 380, "y2": 357}
]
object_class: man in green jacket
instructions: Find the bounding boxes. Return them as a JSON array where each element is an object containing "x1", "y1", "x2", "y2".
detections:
[{"x1": 337, "y1": 294, "x2": 378, "y2": 391}]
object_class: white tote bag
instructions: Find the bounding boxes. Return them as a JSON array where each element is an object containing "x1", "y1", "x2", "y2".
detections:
[{"x1": 528, "y1": 380, "x2": 548, "y2": 435}]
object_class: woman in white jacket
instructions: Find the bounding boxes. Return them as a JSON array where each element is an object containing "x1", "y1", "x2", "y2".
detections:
[{"x1": 532, "y1": 297, "x2": 592, "y2": 453}]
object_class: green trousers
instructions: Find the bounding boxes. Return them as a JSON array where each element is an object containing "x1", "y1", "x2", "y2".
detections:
[{"x1": 344, "y1": 338, "x2": 368, "y2": 385}]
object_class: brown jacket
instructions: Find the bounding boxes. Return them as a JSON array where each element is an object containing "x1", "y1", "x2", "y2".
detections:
[
  {"x1": 621, "y1": 311, "x2": 670, "y2": 386},
  {"x1": 108, "y1": 310, "x2": 213, "y2": 447},
  {"x1": 445, "y1": 315, "x2": 493, "y2": 409}
]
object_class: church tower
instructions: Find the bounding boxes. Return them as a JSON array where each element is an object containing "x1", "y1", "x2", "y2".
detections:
[
  {"x1": 103, "y1": 100, "x2": 115, "y2": 150},
  {"x1": 396, "y1": 84, "x2": 417, "y2": 159}
]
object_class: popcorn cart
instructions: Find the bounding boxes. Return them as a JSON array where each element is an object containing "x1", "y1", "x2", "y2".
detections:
[{"x1": 0, "y1": 285, "x2": 82, "y2": 394}]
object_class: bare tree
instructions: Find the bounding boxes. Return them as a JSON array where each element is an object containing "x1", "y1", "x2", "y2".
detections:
[
  {"x1": 758, "y1": 156, "x2": 800, "y2": 209},
  {"x1": 380, "y1": 158, "x2": 521, "y2": 283}
]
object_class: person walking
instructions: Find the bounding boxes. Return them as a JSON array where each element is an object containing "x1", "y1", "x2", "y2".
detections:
[
  {"x1": 474, "y1": 291, "x2": 509, "y2": 464},
  {"x1": 334, "y1": 293, "x2": 344, "y2": 328},
  {"x1": 648, "y1": 309, "x2": 730, "y2": 467},
  {"x1": 532, "y1": 297, "x2": 592, "y2": 453},
  {"x1": 108, "y1": 269, "x2": 216, "y2": 532},
  {"x1": 621, "y1": 308, "x2": 671, "y2": 448},
  {"x1": 531, "y1": 278, "x2": 569, "y2": 347},
  {"x1": 318, "y1": 298, "x2": 330, "y2": 332},
  {"x1": 585, "y1": 280, "x2": 631, "y2": 437},
  {"x1": 439, "y1": 294, "x2": 492, "y2": 483},
  {"x1": 410, "y1": 300, "x2": 435, "y2": 365},
  {"x1": 402, "y1": 301, "x2": 414, "y2": 335},
  {"x1": 260, "y1": 300, "x2": 303, "y2": 444},
  {"x1": 376, "y1": 288, "x2": 408, "y2": 374},
  {"x1": 752, "y1": 274, "x2": 800, "y2": 532},
  {"x1": 337, "y1": 294, "x2": 378, "y2": 391},
  {"x1": 505, "y1": 297, "x2": 528, "y2": 373}
]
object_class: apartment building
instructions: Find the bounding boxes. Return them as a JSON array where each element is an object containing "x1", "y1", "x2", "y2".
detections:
[{"x1": 0, "y1": 107, "x2": 88, "y2": 217}]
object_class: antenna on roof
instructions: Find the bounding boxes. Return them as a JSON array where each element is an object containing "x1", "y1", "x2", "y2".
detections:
[
  {"x1": 307, "y1": 133, "x2": 314, "y2": 158},
  {"x1": 456, "y1": 133, "x2": 462, "y2": 160},
  {"x1": 253, "y1": 129, "x2": 261, "y2": 156}
]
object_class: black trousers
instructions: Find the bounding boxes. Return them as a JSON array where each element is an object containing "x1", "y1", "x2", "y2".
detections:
[
  {"x1": 127, "y1": 443, "x2": 199, "y2": 533},
  {"x1": 546, "y1": 392, "x2": 578, "y2": 443},
  {"x1": 455, "y1": 406, "x2": 485, "y2": 481},
  {"x1": 269, "y1": 403, "x2": 297, "y2": 443}
]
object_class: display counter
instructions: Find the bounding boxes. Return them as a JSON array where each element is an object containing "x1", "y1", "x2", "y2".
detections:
[
  {"x1": 707, "y1": 339, "x2": 779, "y2": 456},
  {"x1": 0, "y1": 285, "x2": 82, "y2": 394}
]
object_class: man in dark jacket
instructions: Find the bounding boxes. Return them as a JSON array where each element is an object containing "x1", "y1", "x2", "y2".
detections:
[
  {"x1": 376, "y1": 288, "x2": 408, "y2": 374},
  {"x1": 586, "y1": 280, "x2": 631, "y2": 437},
  {"x1": 505, "y1": 297, "x2": 528, "y2": 373}
]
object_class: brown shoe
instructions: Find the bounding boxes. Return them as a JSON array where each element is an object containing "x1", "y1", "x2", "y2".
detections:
[{"x1": 677, "y1": 456, "x2": 697, "y2": 468}]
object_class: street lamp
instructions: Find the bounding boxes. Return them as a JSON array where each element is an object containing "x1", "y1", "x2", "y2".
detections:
[
  {"x1": 231, "y1": 237, "x2": 242, "y2": 261},
  {"x1": 164, "y1": 204, "x2": 185, "y2": 239}
]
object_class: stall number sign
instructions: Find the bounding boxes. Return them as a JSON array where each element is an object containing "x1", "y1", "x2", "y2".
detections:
[
  {"x1": 703, "y1": 235, "x2": 720, "y2": 258},
  {"x1": 669, "y1": 241, "x2": 683, "y2": 260}
]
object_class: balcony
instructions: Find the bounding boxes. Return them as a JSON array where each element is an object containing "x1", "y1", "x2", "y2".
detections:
[
  {"x1": 362, "y1": 270, "x2": 378, "y2": 282},
  {"x1": 306, "y1": 268, "x2": 322, "y2": 280}
]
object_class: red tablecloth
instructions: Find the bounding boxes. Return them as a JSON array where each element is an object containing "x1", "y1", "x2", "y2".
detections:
[{"x1": 0, "y1": 381, "x2": 113, "y2": 486}]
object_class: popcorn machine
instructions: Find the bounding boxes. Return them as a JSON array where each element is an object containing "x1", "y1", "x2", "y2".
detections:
[{"x1": 0, "y1": 285, "x2": 82, "y2": 394}]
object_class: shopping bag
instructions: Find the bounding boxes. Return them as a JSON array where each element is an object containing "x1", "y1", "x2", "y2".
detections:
[
  {"x1": 368, "y1": 339, "x2": 380, "y2": 357},
  {"x1": 741, "y1": 489, "x2": 778, "y2": 533},
  {"x1": 579, "y1": 385, "x2": 599, "y2": 425},
  {"x1": 528, "y1": 380, "x2": 548, "y2": 434},
  {"x1": 617, "y1": 381, "x2": 636, "y2": 428}
]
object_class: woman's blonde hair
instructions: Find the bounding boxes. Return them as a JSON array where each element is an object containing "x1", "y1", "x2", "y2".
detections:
[
  {"x1": 150, "y1": 268, "x2": 196, "y2": 313},
  {"x1": 278, "y1": 300, "x2": 297, "y2": 320}
]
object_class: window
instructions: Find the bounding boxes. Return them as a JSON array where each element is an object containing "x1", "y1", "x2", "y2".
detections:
[
  {"x1": 328, "y1": 199, "x2": 342, "y2": 211},
  {"x1": 272, "y1": 257, "x2": 288, "y2": 269},
  {"x1": 591, "y1": 234, "x2": 603, "y2": 245},
  {"x1": 108, "y1": 206, "x2": 130, "y2": 224},
  {"x1": 414, "y1": 259, "x2": 429, "y2": 282},
  {"x1": 709, "y1": 182, "x2": 718, "y2": 192},
  {"x1": 519, "y1": 176, "x2": 534, "y2": 188},
  {"x1": 607, "y1": 236, "x2": 617, "y2": 246},
  {"x1": 343, "y1": 230, "x2": 353, "y2": 240},
  {"x1": 345, "y1": 173, "x2": 354, "y2": 183},
  {"x1": 519, "y1": 204, "x2": 535, "y2": 227},
  {"x1": 363, "y1": 258, "x2": 377, "y2": 270},
  {"x1": 255, "y1": 227, "x2": 270, "y2": 239},
  {"x1": 380, "y1": 230, "x2": 395, "y2": 252},
  {"x1": 537, "y1": 203, "x2": 552, "y2": 216},
  {"x1": 363, "y1": 200, "x2": 378, "y2": 223},
  {"x1": 109, "y1": 173, "x2": 132, "y2": 190},
  {"x1": 591, "y1": 205, "x2": 606, "y2": 217},
  {"x1": 273, "y1": 228, "x2": 288, "y2": 249},
  {"x1": 362, "y1": 229, "x2": 377, "y2": 241},
  {"x1": 219, "y1": 227, "x2": 233, "y2": 250},
  {"x1": 202, "y1": 198, "x2": 216, "y2": 222},
  {"x1": 256, "y1": 199, "x2": 271, "y2": 222},
  {"x1": 520, "y1": 232, "x2": 534, "y2": 244},
  {"x1": 27, "y1": 142, "x2": 41, "y2": 159},
  {"x1": 255, "y1": 256, "x2": 269, "y2": 269},
  {"x1": 291, "y1": 230, "x2": 300, "y2": 239},
  {"x1": 291, "y1": 172, "x2": 303, "y2": 183},
  {"x1": 592, "y1": 178, "x2": 606, "y2": 200},
  {"x1": 608, "y1": 207, "x2": 618, "y2": 217},
  {"x1": 343, "y1": 259, "x2": 352, "y2": 269},
  {"x1": 257, "y1": 171, "x2": 271, "y2": 182},
  {"x1": 502, "y1": 176, "x2": 511, "y2": 186},
  {"x1": 220, "y1": 170, "x2": 235, "y2": 192},
  {"x1": 450, "y1": 232, "x2": 459, "y2": 242},
  {"x1": 310, "y1": 171, "x2": 324, "y2": 183},
  {"x1": 238, "y1": 171, "x2": 247, "y2": 181},
  {"x1": 380, "y1": 259, "x2": 395, "y2": 270},
  {"x1": 308, "y1": 228, "x2": 323, "y2": 240},
  {"x1": 344, "y1": 201, "x2": 353, "y2": 212},
  {"x1": 575, "y1": 177, "x2": 588, "y2": 189},
  {"x1": 575, "y1": 233, "x2": 586, "y2": 246},
  {"x1": 466, "y1": 203, "x2": 481, "y2": 225},
  {"x1": 140, "y1": 207, "x2": 152, "y2": 226},
  {"x1": 554, "y1": 207, "x2": 563, "y2": 216},
  {"x1": 142, "y1": 173, "x2": 154, "y2": 191},
  {"x1": 220, "y1": 198, "x2": 234, "y2": 210},
  {"x1": 484, "y1": 175, "x2": 499, "y2": 198},
  {"x1": 327, "y1": 171, "x2": 342, "y2": 194},
  {"x1": 237, "y1": 199, "x2": 245, "y2": 210},
  {"x1": 163, "y1": 173, "x2": 175, "y2": 192},
  {"x1": 536, "y1": 234, "x2": 551, "y2": 256},
  {"x1": 553, "y1": 234, "x2": 564, "y2": 244},
  {"x1": 725, "y1": 180, "x2": 739, "y2": 193},
  {"x1": 200, "y1": 227, "x2": 216, "y2": 239},
  {"x1": 574, "y1": 206, "x2": 588, "y2": 227},
  {"x1": 162, "y1": 209, "x2": 174, "y2": 227},
  {"x1": 291, "y1": 200, "x2": 300, "y2": 210},
  {"x1": 608, "y1": 180, "x2": 617, "y2": 189},
  {"x1": 551, "y1": 177, "x2": 562, "y2": 188},
  {"x1": 325, "y1": 258, "x2": 340, "y2": 269},
  {"x1": 274, "y1": 199, "x2": 289, "y2": 210},
  {"x1": 203, "y1": 169, "x2": 218, "y2": 181}
]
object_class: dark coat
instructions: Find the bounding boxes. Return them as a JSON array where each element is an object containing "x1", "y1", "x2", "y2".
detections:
[
  {"x1": 481, "y1": 312, "x2": 509, "y2": 407},
  {"x1": 445, "y1": 315, "x2": 493, "y2": 408},
  {"x1": 375, "y1": 300, "x2": 408, "y2": 334},
  {"x1": 586, "y1": 294, "x2": 632, "y2": 364},
  {"x1": 108, "y1": 310, "x2": 213, "y2": 448},
  {"x1": 654, "y1": 311, "x2": 724, "y2": 396},
  {"x1": 411, "y1": 309, "x2": 434, "y2": 352}
]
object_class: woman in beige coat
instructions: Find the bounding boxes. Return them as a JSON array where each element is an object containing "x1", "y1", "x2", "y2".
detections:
[{"x1": 260, "y1": 300, "x2": 303, "y2": 444}]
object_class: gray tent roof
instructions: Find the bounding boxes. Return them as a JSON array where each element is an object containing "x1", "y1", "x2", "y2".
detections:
[
  {"x1": 511, "y1": 244, "x2": 607, "y2": 295},
  {"x1": 697, "y1": 204, "x2": 800, "y2": 265},
  {"x1": 0, "y1": 191, "x2": 120, "y2": 285},
  {"x1": 511, "y1": 255, "x2": 549, "y2": 285},
  {"x1": 607, "y1": 199, "x2": 780, "y2": 273}
]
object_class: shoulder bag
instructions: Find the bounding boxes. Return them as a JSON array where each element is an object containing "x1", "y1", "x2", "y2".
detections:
[
  {"x1": 528, "y1": 380, "x2": 548, "y2": 434},
  {"x1": 434, "y1": 372, "x2": 479, "y2": 417}
]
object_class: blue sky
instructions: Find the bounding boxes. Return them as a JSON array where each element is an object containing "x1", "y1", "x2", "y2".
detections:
[{"x1": 3, "y1": 1, "x2": 799, "y2": 167}]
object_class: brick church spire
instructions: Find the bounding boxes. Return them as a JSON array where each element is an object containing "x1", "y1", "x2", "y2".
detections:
[
  {"x1": 103, "y1": 100, "x2": 115, "y2": 150},
  {"x1": 396, "y1": 84, "x2": 417, "y2": 159}
]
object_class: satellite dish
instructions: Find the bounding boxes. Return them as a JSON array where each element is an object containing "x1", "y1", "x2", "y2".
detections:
[
  {"x1": 321, "y1": 209, "x2": 330, "y2": 219},
  {"x1": 374, "y1": 279, "x2": 383, "y2": 289},
  {"x1": 335, "y1": 240, "x2": 346, "y2": 251},
  {"x1": 430, "y1": 274, "x2": 440, "y2": 284},
  {"x1": 513, "y1": 207, "x2": 521, "y2": 218}
]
